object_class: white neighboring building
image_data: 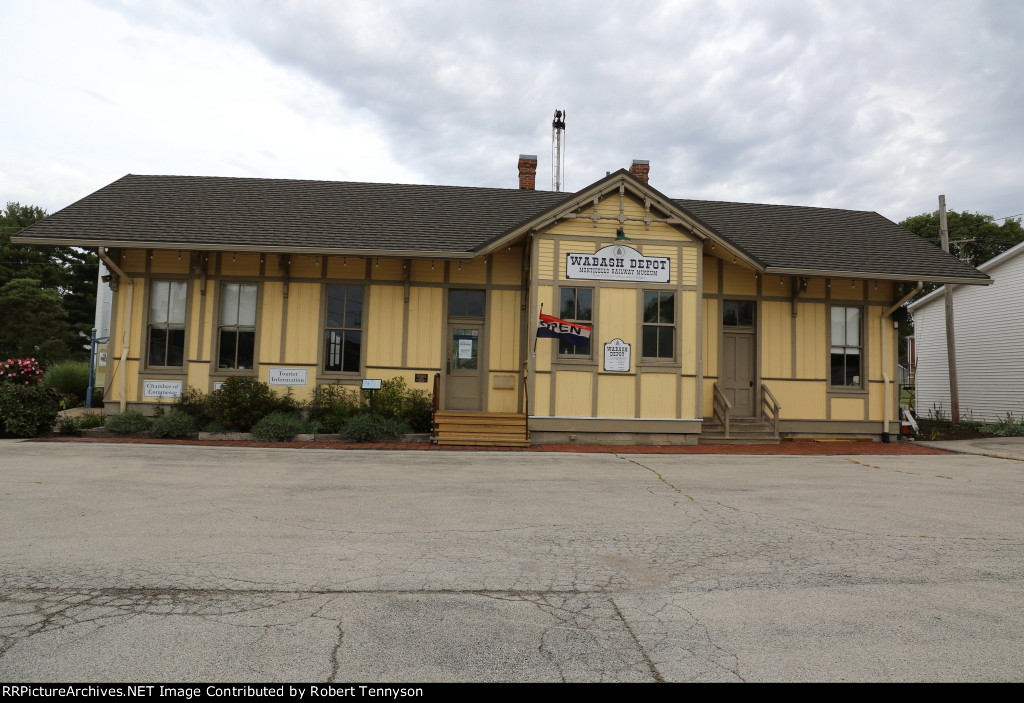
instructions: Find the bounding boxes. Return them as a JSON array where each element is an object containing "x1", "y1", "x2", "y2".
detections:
[{"x1": 909, "y1": 240, "x2": 1024, "y2": 422}]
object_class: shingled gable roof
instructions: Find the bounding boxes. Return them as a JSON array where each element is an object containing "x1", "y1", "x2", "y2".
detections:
[
  {"x1": 14, "y1": 174, "x2": 575, "y2": 259},
  {"x1": 15, "y1": 171, "x2": 989, "y2": 284},
  {"x1": 672, "y1": 198, "x2": 989, "y2": 284}
]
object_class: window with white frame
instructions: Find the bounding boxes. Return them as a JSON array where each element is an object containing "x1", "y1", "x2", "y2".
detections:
[
  {"x1": 830, "y1": 305, "x2": 862, "y2": 387},
  {"x1": 218, "y1": 283, "x2": 257, "y2": 370},
  {"x1": 148, "y1": 280, "x2": 186, "y2": 367}
]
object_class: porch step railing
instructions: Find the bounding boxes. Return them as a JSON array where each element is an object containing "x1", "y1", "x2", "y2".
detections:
[
  {"x1": 760, "y1": 383, "x2": 781, "y2": 439},
  {"x1": 712, "y1": 382, "x2": 732, "y2": 438}
]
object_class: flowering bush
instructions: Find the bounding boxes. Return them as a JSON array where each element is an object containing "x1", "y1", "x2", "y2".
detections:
[
  {"x1": 0, "y1": 358, "x2": 44, "y2": 385},
  {"x1": 0, "y1": 383, "x2": 61, "y2": 436}
]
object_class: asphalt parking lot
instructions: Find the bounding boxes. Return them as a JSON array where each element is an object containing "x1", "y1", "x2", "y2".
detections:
[{"x1": 1, "y1": 440, "x2": 1022, "y2": 682}]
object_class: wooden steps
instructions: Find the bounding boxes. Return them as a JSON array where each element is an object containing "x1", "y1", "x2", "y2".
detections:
[
  {"x1": 700, "y1": 417, "x2": 780, "y2": 445},
  {"x1": 433, "y1": 411, "x2": 529, "y2": 447}
]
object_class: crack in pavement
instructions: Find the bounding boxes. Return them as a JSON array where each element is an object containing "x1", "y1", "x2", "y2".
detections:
[
  {"x1": 327, "y1": 619, "x2": 344, "y2": 683},
  {"x1": 610, "y1": 597, "x2": 664, "y2": 682}
]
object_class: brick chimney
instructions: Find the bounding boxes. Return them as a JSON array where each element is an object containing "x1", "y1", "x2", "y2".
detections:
[
  {"x1": 629, "y1": 159, "x2": 650, "y2": 183},
  {"x1": 518, "y1": 154, "x2": 538, "y2": 190}
]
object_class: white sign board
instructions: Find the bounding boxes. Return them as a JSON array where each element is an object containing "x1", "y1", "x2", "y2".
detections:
[
  {"x1": 566, "y1": 244, "x2": 670, "y2": 283},
  {"x1": 268, "y1": 368, "x2": 308, "y2": 386},
  {"x1": 361, "y1": 379, "x2": 382, "y2": 390},
  {"x1": 603, "y1": 338, "x2": 631, "y2": 372},
  {"x1": 458, "y1": 339, "x2": 473, "y2": 359},
  {"x1": 143, "y1": 380, "x2": 183, "y2": 398}
]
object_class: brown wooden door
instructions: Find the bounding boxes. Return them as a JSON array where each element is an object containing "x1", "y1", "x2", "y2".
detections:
[
  {"x1": 446, "y1": 323, "x2": 483, "y2": 410},
  {"x1": 722, "y1": 330, "x2": 755, "y2": 416}
]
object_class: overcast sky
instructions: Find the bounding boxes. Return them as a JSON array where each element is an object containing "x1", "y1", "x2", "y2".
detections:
[{"x1": 3, "y1": 0, "x2": 1022, "y2": 225}]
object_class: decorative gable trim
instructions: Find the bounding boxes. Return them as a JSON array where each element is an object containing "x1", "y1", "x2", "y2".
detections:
[{"x1": 475, "y1": 170, "x2": 758, "y2": 267}]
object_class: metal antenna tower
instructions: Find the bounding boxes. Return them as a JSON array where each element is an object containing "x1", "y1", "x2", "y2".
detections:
[{"x1": 551, "y1": 109, "x2": 566, "y2": 191}]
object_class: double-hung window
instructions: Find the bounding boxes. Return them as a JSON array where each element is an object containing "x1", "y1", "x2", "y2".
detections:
[
  {"x1": 324, "y1": 285, "x2": 363, "y2": 373},
  {"x1": 148, "y1": 280, "x2": 186, "y2": 367},
  {"x1": 218, "y1": 283, "x2": 257, "y2": 370},
  {"x1": 830, "y1": 306, "x2": 862, "y2": 387},
  {"x1": 642, "y1": 290, "x2": 675, "y2": 359},
  {"x1": 558, "y1": 287, "x2": 593, "y2": 356}
]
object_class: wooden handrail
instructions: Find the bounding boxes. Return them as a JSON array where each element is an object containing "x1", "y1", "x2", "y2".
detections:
[
  {"x1": 522, "y1": 361, "x2": 530, "y2": 440},
  {"x1": 522, "y1": 361, "x2": 529, "y2": 419},
  {"x1": 713, "y1": 382, "x2": 732, "y2": 438},
  {"x1": 432, "y1": 372, "x2": 441, "y2": 413},
  {"x1": 760, "y1": 383, "x2": 781, "y2": 438}
]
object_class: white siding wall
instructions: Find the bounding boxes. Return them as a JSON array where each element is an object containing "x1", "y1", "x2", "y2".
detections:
[{"x1": 913, "y1": 253, "x2": 1024, "y2": 422}]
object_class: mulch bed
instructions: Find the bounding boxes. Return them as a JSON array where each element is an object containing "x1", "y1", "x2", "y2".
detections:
[{"x1": 28, "y1": 436, "x2": 950, "y2": 455}]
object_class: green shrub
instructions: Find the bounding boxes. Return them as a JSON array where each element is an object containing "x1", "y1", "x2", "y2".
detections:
[
  {"x1": 56, "y1": 415, "x2": 81, "y2": 436},
  {"x1": 0, "y1": 383, "x2": 62, "y2": 437},
  {"x1": 984, "y1": 414, "x2": 1024, "y2": 437},
  {"x1": 308, "y1": 384, "x2": 362, "y2": 433},
  {"x1": 78, "y1": 413, "x2": 106, "y2": 429},
  {"x1": 209, "y1": 377, "x2": 278, "y2": 431},
  {"x1": 251, "y1": 411, "x2": 305, "y2": 442},
  {"x1": 173, "y1": 386, "x2": 213, "y2": 426},
  {"x1": 150, "y1": 411, "x2": 197, "y2": 438},
  {"x1": 342, "y1": 414, "x2": 409, "y2": 443},
  {"x1": 274, "y1": 387, "x2": 303, "y2": 416},
  {"x1": 105, "y1": 410, "x2": 150, "y2": 434},
  {"x1": 43, "y1": 360, "x2": 90, "y2": 405},
  {"x1": 367, "y1": 377, "x2": 433, "y2": 432},
  {"x1": 400, "y1": 389, "x2": 433, "y2": 433}
]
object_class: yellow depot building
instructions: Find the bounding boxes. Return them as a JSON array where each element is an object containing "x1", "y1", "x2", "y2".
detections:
[{"x1": 16, "y1": 158, "x2": 988, "y2": 444}]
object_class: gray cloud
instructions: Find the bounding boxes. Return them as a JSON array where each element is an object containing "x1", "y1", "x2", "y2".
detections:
[{"x1": 53, "y1": 0, "x2": 1024, "y2": 223}]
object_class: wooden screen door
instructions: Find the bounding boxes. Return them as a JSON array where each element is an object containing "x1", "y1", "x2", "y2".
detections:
[
  {"x1": 446, "y1": 323, "x2": 483, "y2": 410},
  {"x1": 722, "y1": 331, "x2": 756, "y2": 417}
]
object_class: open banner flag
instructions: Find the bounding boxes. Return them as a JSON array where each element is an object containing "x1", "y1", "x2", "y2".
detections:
[{"x1": 537, "y1": 313, "x2": 592, "y2": 348}]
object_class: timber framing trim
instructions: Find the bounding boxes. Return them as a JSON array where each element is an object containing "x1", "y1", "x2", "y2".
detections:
[
  {"x1": 474, "y1": 170, "x2": 720, "y2": 258},
  {"x1": 16, "y1": 237, "x2": 484, "y2": 261},
  {"x1": 763, "y1": 265, "x2": 992, "y2": 286},
  {"x1": 528, "y1": 416, "x2": 703, "y2": 433}
]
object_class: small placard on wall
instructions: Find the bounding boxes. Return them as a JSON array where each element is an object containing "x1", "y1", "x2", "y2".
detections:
[
  {"x1": 603, "y1": 338, "x2": 631, "y2": 372},
  {"x1": 414, "y1": 374, "x2": 428, "y2": 383},
  {"x1": 268, "y1": 368, "x2": 308, "y2": 386},
  {"x1": 143, "y1": 380, "x2": 183, "y2": 398},
  {"x1": 492, "y1": 375, "x2": 516, "y2": 389}
]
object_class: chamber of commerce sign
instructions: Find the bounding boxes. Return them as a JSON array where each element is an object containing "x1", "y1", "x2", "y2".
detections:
[{"x1": 565, "y1": 244, "x2": 670, "y2": 284}]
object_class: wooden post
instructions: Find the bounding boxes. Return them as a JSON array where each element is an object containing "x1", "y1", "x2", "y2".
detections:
[{"x1": 939, "y1": 195, "x2": 960, "y2": 424}]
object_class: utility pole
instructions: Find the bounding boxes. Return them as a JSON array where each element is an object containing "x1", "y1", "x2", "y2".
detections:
[{"x1": 938, "y1": 195, "x2": 960, "y2": 424}]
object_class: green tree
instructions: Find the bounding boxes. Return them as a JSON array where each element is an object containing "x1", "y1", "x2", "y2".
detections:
[
  {"x1": 0, "y1": 202, "x2": 99, "y2": 360},
  {"x1": 0, "y1": 278, "x2": 74, "y2": 364},
  {"x1": 900, "y1": 210, "x2": 1024, "y2": 270},
  {"x1": 898, "y1": 210, "x2": 1024, "y2": 365}
]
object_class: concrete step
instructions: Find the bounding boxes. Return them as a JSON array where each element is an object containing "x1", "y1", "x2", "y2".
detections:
[
  {"x1": 434, "y1": 437, "x2": 531, "y2": 447},
  {"x1": 698, "y1": 436, "x2": 781, "y2": 445}
]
